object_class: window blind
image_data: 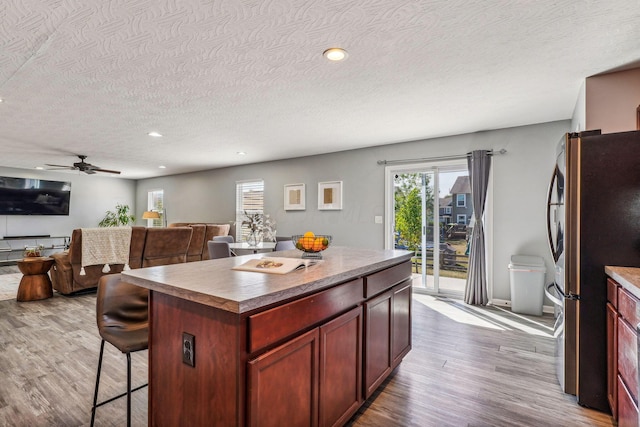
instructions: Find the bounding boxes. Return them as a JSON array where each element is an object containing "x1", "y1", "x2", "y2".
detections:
[{"x1": 235, "y1": 180, "x2": 264, "y2": 241}]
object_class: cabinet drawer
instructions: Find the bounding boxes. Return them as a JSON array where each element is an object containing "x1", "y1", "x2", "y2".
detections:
[
  {"x1": 618, "y1": 317, "x2": 638, "y2": 405},
  {"x1": 608, "y1": 278, "x2": 619, "y2": 307},
  {"x1": 248, "y1": 278, "x2": 364, "y2": 353},
  {"x1": 618, "y1": 287, "x2": 640, "y2": 328},
  {"x1": 364, "y1": 261, "x2": 411, "y2": 298},
  {"x1": 618, "y1": 375, "x2": 639, "y2": 427}
]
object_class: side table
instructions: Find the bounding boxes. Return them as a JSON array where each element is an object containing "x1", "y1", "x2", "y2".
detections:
[{"x1": 17, "y1": 257, "x2": 55, "y2": 302}]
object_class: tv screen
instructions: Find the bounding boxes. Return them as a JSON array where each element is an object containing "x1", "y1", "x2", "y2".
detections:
[{"x1": 0, "y1": 176, "x2": 71, "y2": 215}]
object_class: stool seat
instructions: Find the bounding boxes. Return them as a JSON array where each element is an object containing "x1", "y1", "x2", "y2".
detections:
[{"x1": 99, "y1": 327, "x2": 148, "y2": 354}]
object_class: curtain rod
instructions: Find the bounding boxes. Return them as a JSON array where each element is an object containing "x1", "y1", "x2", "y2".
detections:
[{"x1": 377, "y1": 148, "x2": 506, "y2": 165}]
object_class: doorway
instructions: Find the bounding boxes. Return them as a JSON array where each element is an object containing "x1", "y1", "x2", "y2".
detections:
[{"x1": 385, "y1": 163, "x2": 470, "y2": 297}]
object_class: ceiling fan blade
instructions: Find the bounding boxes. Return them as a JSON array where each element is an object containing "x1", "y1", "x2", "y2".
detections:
[
  {"x1": 93, "y1": 168, "x2": 121, "y2": 175},
  {"x1": 83, "y1": 169, "x2": 97, "y2": 174},
  {"x1": 45, "y1": 164, "x2": 75, "y2": 169}
]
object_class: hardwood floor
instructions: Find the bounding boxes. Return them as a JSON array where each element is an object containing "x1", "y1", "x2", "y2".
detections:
[
  {"x1": 0, "y1": 291, "x2": 614, "y2": 426},
  {"x1": 0, "y1": 264, "x2": 20, "y2": 274}
]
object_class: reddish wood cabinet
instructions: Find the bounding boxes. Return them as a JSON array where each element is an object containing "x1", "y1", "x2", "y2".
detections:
[
  {"x1": 148, "y1": 260, "x2": 412, "y2": 426},
  {"x1": 606, "y1": 276, "x2": 640, "y2": 426}
]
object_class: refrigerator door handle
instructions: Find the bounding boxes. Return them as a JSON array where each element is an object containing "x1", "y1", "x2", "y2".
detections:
[
  {"x1": 552, "y1": 281, "x2": 580, "y2": 301},
  {"x1": 547, "y1": 166, "x2": 561, "y2": 263},
  {"x1": 545, "y1": 282, "x2": 564, "y2": 307}
]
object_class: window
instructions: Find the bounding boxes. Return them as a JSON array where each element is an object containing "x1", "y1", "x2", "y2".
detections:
[
  {"x1": 456, "y1": 194, "x2": 466, "y2": 207},
  {"x1": 236, "y1": 180, "x2": 264, "y2": 241},
  {"x1": 147, "y1": 189, "x2": 164, "y2": 227},
  {"x1": 456, "y1": 214, "x2": 467, "y2": 224},
  {"x1": 444, "y1": 207, "x2": 452, "y2": 214}
]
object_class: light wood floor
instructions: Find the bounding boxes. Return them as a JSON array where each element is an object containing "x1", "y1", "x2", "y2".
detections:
[
  {"x1": 0, "y1": 264, "x2": 20, "y2": 274},
  {"x1": 0, "y1": 290, "x2": 614, "y2": 426}
]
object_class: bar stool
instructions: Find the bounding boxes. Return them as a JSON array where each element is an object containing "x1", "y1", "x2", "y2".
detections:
[{"x1": 90, "y1": 274, "x2": 149, "y2": 427}]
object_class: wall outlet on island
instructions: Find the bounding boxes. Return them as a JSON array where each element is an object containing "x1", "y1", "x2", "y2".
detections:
[
  {"x1": 182, "y1": 332, "x2": 195, "y2": 367},
  {"x1": 374, "y1": 216, "x2": 383, "y2": 224}
]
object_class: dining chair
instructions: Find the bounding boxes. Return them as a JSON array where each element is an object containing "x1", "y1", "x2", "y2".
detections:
[
  {"x1": 275, "y1": 240, "x2": 296, "y2": 251},
  {"x1": 208, "y1": 241, "x2": 232, "y2": 259},
  {"x1": 91, "y1": 273, "x2": 148, "y2": 427},
  {"x1": 212, "y1": 235, "x2": 234, "y2": 243}
]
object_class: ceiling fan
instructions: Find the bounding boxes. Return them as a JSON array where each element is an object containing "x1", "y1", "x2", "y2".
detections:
[{"x1": 46, "y1": 155, "x2": 121, "y2": 175}]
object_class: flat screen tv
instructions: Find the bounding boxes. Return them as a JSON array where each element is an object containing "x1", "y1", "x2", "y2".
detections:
[{"x1": 0, "y1": 176, "x2": 71, "y2": 215}]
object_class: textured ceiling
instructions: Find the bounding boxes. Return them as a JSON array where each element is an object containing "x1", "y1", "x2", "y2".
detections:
[{"x1": 1, "y1": 0, "x2": 639, "y2": 179}]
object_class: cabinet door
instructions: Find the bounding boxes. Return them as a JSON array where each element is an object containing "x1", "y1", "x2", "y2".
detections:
[
  {"x1": 617, "y1": 375, "x2": 639, "y2": 427},
  {"x1": 248, "y1": 329, "x2": 320, "y2": 427},
  {"x1": 618, "y1": 317, "x2": 638, "y2": 405},
  {"x1": 319, "y1": 306, "x2": 363, "y2": 427},
  {"x1": 606, "y1": 302, "x2": 618, "y2": 419},
  {"x1": 392, "y1": 279, "x2": 412, "y2": 367},
  {"x1": 364, "y1": 290, "x2": 392, "y2": 398}
]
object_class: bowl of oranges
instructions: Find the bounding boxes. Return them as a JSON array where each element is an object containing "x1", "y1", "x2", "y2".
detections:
[{"x1": 292, "y1": 232, "x2": 332, "y2": 259}]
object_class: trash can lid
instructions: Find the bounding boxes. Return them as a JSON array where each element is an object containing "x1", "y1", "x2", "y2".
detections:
[{"x1": 509, "y1": 255, "x2": 545, "y2": 268}]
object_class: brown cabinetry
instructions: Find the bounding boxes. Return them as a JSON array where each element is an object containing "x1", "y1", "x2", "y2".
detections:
[
  {"x1": 607, "y1": 276, "x2": 640, "y2": 425},
  {"x1": 247, "y1": 306, "x2": 363, "y2": 427},
  {"x1": 248, "y1": 328, "x2": 320, "y2": 427},
  {"x1": 363, "y1": 278, "x2": 412, "y2": 398},
  {"x1": 147, "y1": 259, "x2": 412, "y2": 426},
  {"x1": 606, "y1": 301, "x2": 617, "y2": 418}
]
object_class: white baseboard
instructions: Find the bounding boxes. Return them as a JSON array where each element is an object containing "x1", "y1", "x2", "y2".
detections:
[{"x1": 490, "y1": 298, "x2": 555, "y2": 314}]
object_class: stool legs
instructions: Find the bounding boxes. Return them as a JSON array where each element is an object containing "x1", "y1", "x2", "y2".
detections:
[
  {"x1": 90, "y1": 340, "x2": 105, "y2": 427},
  {"x1": 90, "y1": 340, "x2": 146, "y2": 426},
  {"x1": 126, "y1": 352, "x2": 132, "y2": 427}
]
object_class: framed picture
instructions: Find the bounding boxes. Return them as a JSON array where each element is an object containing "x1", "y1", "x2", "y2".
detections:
[
  {"x1": 318, "y1": 181, "x2": 343, "y2": 210},
  {"x1": 284, "y1": 183, "x2": 306, "y2": 210}
]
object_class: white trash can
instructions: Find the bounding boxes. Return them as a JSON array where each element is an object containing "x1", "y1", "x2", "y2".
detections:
[{"x1": 508, "y1": 255, "x2": 546, "y2": 316}]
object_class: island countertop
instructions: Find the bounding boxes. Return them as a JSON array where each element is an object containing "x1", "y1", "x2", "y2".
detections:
[
  {"x1": 605, "y1": 265, "x2": 640, "y2": 300},
  {"x1": 122, "y1": 246, "x2": 413, "y2": 314}
]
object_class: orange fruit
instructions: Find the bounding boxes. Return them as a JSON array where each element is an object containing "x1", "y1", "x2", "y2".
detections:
[
  {"x1": 302, "y1": 237, "x2": 314, "y2": 250},
  {"x1": 303, "y1": 231, "x2": 315, "y2": 238},
  {"x1": 312, "y1": 237, "x2": 324, "y2": 251}
]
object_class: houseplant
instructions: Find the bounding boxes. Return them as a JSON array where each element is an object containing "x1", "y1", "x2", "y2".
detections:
[
  {"x1": 241, "y1": 211, "x2": 276, "y2": 246},
  {"x1": 98, "y1": 204, "x2": 136, "y2": 227}
]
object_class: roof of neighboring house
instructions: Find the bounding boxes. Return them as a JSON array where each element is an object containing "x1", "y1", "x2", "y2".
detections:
[
  {"x1": 440, "y1": 197, "x2": 452, "y2": 207},
  {"x1": 450, "y1": 176, "x2": 471, "y2": 194}
]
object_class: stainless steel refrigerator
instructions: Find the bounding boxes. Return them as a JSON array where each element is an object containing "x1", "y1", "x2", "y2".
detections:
[{"x1": 547, "y1": 129, "x2": 640, "y2": 412}]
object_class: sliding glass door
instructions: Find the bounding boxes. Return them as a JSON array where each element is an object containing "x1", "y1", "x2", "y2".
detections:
[{"x1": 387, "y1": 163, "x2": 470, "y2": 296}]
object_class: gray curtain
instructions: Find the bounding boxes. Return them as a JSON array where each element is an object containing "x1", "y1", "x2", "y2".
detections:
[{"x1": 464, "y1": 150, "x2": 492, "y2": 305}]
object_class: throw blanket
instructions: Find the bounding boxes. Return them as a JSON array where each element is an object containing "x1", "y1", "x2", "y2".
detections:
[{"x1": 80, "y1": 227, "x2": 132, "y2": 275}]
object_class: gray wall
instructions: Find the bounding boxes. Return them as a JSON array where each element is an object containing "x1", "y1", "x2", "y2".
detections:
[
  {"x1": 0, "y1": 166, "x2": 136, "y2": 238},
  {"x1": 137, "y1": 120, "x2": 569, "y2": 301}
]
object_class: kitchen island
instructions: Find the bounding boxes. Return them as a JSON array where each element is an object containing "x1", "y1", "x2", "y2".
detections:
[{"x1": 123, "y1": 246, "x2": 413, "y2": 427}]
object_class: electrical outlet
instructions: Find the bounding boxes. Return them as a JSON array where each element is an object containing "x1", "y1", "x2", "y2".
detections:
[{"x1": 182, "y1": 332, "x2": 195, "y2": 367}]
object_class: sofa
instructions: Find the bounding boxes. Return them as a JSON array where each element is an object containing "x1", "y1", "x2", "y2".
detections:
[
  {"x1": 51, "y1": 226, "x2": 193, "y2": 295},
  {"x1": 168, "y1": 222, "x2": 232, "y2": 260}
]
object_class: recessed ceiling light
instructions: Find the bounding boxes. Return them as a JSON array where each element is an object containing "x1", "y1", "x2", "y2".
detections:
[
  {"x1": 0, "y1": 98, "x2": 4, "y2": 103},
  {"x1": 323, "y1": 48, "x2": 348, "y2": 62},
  {"x1": 237, "y1": 151, "x2": 246, "y2": 156},
  {"x1": 148, "y1": 131, "x2": 163, "y2": 137},
  {"x1": 35, "y1": 166, "x2": 43, "y2": 170},
  {"x1": 158, "y1": 165, "x2": 166, "y2": 169}
]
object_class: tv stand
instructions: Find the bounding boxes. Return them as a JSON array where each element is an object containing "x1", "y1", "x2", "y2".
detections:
[
  {"x1": 3, "y1": 234, "x2": 51, "y2": 239},
  {"x1": 0, "y1": 236, "x2": 70, "y2": 264}
]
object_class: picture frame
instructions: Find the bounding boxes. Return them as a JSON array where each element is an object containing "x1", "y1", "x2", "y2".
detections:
[
  {"x1": 318, "y1": 181, "x2": 343, "y2": 210},
  {"x1": 284, "y1": 183, "x2": 306, "y2": 210}
]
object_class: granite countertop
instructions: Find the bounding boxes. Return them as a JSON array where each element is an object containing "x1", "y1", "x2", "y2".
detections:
[
  {"x1": 605, "y1": 266, "x2": 640, "y2": 300},
  {"x1": 122, "y1": 246, "x2": 413, "y2": 314}
]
